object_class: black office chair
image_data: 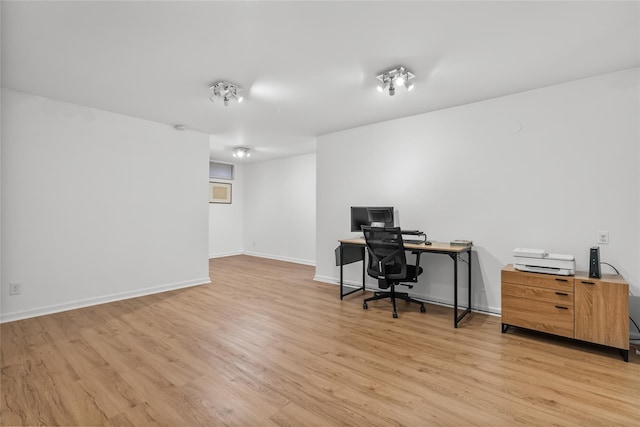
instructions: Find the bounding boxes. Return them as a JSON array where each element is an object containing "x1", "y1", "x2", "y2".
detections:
[{"x1": 361, "y1": 226, "x2": 426, "y2": 318}]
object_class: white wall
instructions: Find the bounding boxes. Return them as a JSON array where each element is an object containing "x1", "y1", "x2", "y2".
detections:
[
  {"x1": 208, "y1": 159, "x2": 244, "y2": 258},
  {"x1": 1, "y1": 89, "x2": 210, "y2": 322},
  {"x1": 243, "y1": 153, "x2": 316, "y2": 265},
  {"x1": 316, "y1": 68, "x2": 640, "y2": 313}
]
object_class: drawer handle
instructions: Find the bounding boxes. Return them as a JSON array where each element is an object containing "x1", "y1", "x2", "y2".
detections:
[
  {"x1": 555, "y1": 292, "x2": 568, "y2": 296},
  {"x1": 555, "y1": 305, "x2": 569, "y2": 310},
  {"x1": 555, "y1": 278, "x2": 569, "y2": 282},
  {"x1": 581, "y1": 281, "x2": 595, "y2": 285}
]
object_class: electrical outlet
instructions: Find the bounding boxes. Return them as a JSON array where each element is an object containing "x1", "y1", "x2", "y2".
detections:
[
  {"x1": 597, "y1": 230, "x2": 609, "y2": 245},
  {"x1": 9, "y1": 282, "x2": 22, "y2": 296}
]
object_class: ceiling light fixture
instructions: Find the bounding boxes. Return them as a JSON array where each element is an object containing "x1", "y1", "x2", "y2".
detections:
[
  {"x1": 376, "y1": 66, "x2": 415, "y2": 96},
  {"x1": 232, "y1": 147, "x2": 251, "y2": 158},
  {"x1": 210, "y1": 81, "x2": 244, "y2": 106}
]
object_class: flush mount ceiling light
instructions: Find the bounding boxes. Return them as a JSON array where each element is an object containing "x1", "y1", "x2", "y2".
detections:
[
  {"x1": 210, "y1": 81, "x2": 243, "y2": 106},
  {"x1": 376, "y1": 66, "x2": 415, "y2": 96},
  {"x1": 232, "y1": 147, "x2": 251, "y2": 158}
]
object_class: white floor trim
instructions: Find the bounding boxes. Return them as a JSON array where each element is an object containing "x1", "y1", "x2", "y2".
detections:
[{"x1": 1, "y1": 277, "x2": 211, "y2": 323}]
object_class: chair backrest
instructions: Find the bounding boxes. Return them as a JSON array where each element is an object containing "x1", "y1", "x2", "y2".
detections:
[{"x1": 361, "y1": 226, "x2": 407, "y2": 286}]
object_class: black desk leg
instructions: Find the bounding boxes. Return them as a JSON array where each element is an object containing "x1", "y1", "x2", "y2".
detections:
[
  {"x1": 362, "y1": 249, "x2": 365, "y2": 293},
  {"x1": 453, "y1": 253, "x2": 458, "y2": 327},
  {"x1": 339, "y1": 244, "x2": 366, "y2": 299},
  {"x1": 468, "y1": 248, "x2": 472, "y2": 322},
  {"x1": 452, "y1": 249, "x2": 472, "y2": 328},
  {"x1": 340, "y1": 244, "x2": 344, "y2": 300}
]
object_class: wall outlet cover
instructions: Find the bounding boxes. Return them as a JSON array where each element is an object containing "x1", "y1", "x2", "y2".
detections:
[{"x1": 9, "y1": 282, "x2": 22, "y2": 295}]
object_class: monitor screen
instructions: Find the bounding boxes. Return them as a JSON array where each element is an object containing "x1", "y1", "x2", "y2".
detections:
[
  {"x1": 367, "y1": 207, "x2": 394, "y2": 227},
  {"x1": 350, "y1": 206, "x2": 394, "y2": 232}
]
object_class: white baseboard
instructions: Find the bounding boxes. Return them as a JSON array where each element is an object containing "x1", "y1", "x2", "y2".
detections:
[
  {"x1": 314, "y1": 275, "x2": 363, "y2": 289},
  {"x1": 0, "y1": 277, "x2": 211, "y2": 323},
  {"x1": 313, "y1": 275, "x2": 500, "y2": 316},
  {"x1": 243, "y1": 251, "x2": 315, "y2": 266},
  {"x1": 313, "y1": 275, "x2": 335, "y2": 284},
  {"x1": 209, "y1": 251, "x2": 315, "y2": 266},
  {"x1": 209, "y1": 251, "x2": 243, "y2": 259}
]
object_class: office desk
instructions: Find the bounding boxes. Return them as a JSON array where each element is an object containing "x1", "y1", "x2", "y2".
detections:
[{"x1": 338, "y1": 238, "x2": 472, "y2": 328}]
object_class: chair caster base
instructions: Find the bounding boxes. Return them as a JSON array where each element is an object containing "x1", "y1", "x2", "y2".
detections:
[
  {"x1": 363, "y1": 302, "x2": 368, "y2": 310},
  {"x1": 420, "y1": 305, "x2": 426, "y2": 313}
]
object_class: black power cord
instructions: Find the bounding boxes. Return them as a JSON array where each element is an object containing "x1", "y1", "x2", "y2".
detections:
[
  {"x1": 600, "y1": 262, "x2": 620, "y2": 275},
  {"x1": 630, "y1": 316, "x2": 640, "y2": 334}
]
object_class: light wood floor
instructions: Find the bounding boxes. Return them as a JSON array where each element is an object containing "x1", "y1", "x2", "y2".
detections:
[{"x1": 2, "y1": 255, "x2": 639, "y2": 426}]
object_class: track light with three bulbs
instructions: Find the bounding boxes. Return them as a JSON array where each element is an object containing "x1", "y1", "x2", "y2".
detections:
[
  {"x1": 232, "y1": 147, "x2": 251, "y2": 158},
  {"x1": 376, "y1": 66, "x2": 415, "y2": 96},
  {"x1": 210, "y1": 81, "x2": 243, "y2": 106}
]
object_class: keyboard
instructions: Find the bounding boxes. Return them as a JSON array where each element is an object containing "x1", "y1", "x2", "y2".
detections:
[{"x1": 404, "y1": 239, "x2": 425, "y2": 244}]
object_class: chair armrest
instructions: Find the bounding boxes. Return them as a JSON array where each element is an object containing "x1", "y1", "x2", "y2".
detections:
[
  {"x1": 411, "y1": 250, "x2": 423, "y2": 269},
  {"x1": 377, "y1": 247, "x2": 405, "y2": 275}
]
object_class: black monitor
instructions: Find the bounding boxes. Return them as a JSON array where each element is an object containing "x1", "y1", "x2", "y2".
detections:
[{"x1": 350, "y1": 206, "x2": 394, "y2": 232}]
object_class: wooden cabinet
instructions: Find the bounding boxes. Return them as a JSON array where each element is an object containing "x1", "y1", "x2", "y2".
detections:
[
  {"x1": 501, "y1": 265, "x2": 629, "y2": 361},
  {"x1": 575, "y1": 275, "x2": 629, "y2": 350}
]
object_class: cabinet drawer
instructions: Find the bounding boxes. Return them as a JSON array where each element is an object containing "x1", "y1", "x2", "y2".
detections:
[
  {"x1": 502, "y1": 283, "x2": 573, "y2": 306},
  {"x1": 502, "y1": 295, "x2": 574, "y2": 338},
  {"x1": 502, "y1": 269, "x2": 573, "y2": 292}
]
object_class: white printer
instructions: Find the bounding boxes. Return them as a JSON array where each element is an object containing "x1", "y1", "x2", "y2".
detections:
[{"x1": 513, "y1": 248, "x2": 575, "y2": 276}]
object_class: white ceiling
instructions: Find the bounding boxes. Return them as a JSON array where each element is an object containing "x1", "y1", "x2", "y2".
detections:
[{"x1": 2, "y1": 1, "x2": 638, "y2": 163}]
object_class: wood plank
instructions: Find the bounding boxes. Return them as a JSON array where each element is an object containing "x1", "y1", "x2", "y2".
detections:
[
  {"x1": 339, "y1": 238, "x2": 471, "y2": 252},
  {"x1": 1, "y1": 255, "x2": 639, "y2": 426}
]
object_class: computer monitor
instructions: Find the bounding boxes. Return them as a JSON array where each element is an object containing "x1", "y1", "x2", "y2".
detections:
[
  {"x1": 350, "y1": 206, "x2": 394, "y2": 232},
  {"x1": 367, "y1": 207, "x2": 394, "y2": 228}
]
